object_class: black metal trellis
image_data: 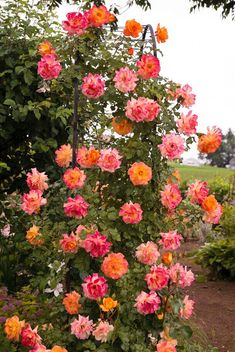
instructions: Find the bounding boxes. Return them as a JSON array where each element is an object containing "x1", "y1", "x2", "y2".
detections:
[{"x1": 71, "y1": 24, "x2": 158, "y2": 166}]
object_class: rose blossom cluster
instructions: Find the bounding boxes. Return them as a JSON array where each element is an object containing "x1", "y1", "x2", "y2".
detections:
[
  {"x1": 37, "y1": 41, "x2": 62, "y2": 80},
  {"x1": 126, "y1": 97, "x2": 160, "y2": 122},
  {"x1": 21, "y1": 168, "x2": 48, "y2": 215},
  {"x1": 62, "y1": 5, "x2": 115, "y2": 36},
  {"x1": 4, "y1": 316, "x2": 67, "y2": 351},
  {"x1": 134, "y1": 235, "x2": 195, "y2": 326}
]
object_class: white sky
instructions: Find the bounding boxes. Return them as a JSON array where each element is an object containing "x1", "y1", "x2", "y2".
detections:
[{"x1": 58, "y1": 0, "x2": 235, "y2": 159}]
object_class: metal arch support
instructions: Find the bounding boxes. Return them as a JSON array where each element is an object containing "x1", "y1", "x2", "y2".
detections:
[{"x1": 140, "y1": 24, "x2": 158, "y2": 58}]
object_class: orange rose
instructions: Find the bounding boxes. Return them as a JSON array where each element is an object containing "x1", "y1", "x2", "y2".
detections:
[
  {"x1": 101, "y1": 253, "x2": 128, "y2": 280},
  {"x1": 156, "y1": 24, "x2": 168, "y2": 43},
  {"x1": 128, "y1": 162, "x2": 152, "y2": 186},
  {"x1": 123, "y1": 19, "x2": 142, "y2": 38},
  {"x1": 100, "y1": 297, "x2": 118, "y2": 312},
  {"x1": 202, "y1": 195, "x2": 218, "y2": 212},
  {"x1": 112, "y1": 117, "x2": 133, "y2": 136},
  {"x1": 4, "y1": 315, "x2": 25, "y2": 341},
  {"x1": 88, "y1": 5, "x2": 110, "y2": 27},
  {"x1": 63, "y1": 291, "x2": 81, "y2": 315},
  {"x1": 161, "y1": 252, "x2": 173, "y2": 266},
  {"x1": 197, "y1": 127, "x2": 222, "y2": 154},
  {"x1": 26, "y1": 225, "x2": 44, "y2": 246},
  {"x1": 51, "y1": 346, "x2": 68, "y2": 352},
  {"x1": 127, "y1": 47, "x2": 134, "y2": 55},
  {"x1": 55, "y1": 144, "x2": 72, "y2": 168},
  {"x1": 38, "y1": 40, "x2": 56, "y2": 56}
]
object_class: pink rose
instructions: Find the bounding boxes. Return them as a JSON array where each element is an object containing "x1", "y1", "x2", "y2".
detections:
[
  {"x1": 97, "y1": 148, "x2": 122, "y2": 172},
  {"x1": 63, "y1": 195, "x2": 89, "y2": 219},
  {"x1": 37, "y1": 54, "x2": 62, "y2": 80},
  {"x1": 187, "y1": 180, "x2": 209, "y2": 205},
  {"x1": 26, "y1": 168, "x2": 48, "y2": 192},
  {"x1": 203, "y1": 204, "x2": 223, "y2": 224},
  {"x1": 71, "y1": 315, "x2": 93, "y2": 339},
  {"x1": 82, "y1": 273, "x2": 108, "y2": 300},
  {"x1": 159, "y1": 133, "x2": 185, "y2": 160},
  {"x1": 177, "y1": 111, "x2": 198, "y2": 136},
  {"x1": 62, "y1": 12, "x2": 88, "y2": 35},
  {"x1": 83, "y1": 230, "x2": 111, "y2": 257},
  {"x1": 180, "y1": 295, "x2": 194, "y2": 319},
  {"x1": 125, "y1": 97, "x2": 160, "y2": 122},
  {"x1": 136, "y1": 54, "x2": 160, "y2": 79},
  {"x1": 81, "y1": 73, "x2": 105, "y2": 99},
  {"x1": 21, "y1": 324, "x2": 41, "y2": 348},
  {"x1": 63, "y1": 167, "x2": 86, "y2": 190},
  {"x1": 159, "y1": 230, "x2": 183, "y2": 250},
  {"x1": 156, "y1": 340, "x2": 177, "y2": 352},
  {"x1": 119, "y1": 202, "x2": 143, "y2": 224},
  {"x1": 21, "y1": 190, "x2": 47, "y2": 215},
  {"x1": 175, "y1": 84, "x2": 196, "y2": 108},
  {"x1": 169, "y1": 263, "x2": 194, "y2": 288},
  {"x1": 113, "y1": 67, "x2": 138, "y2": 93},
  {"x1": 59, "y1": 232, "x2": 79, "y2": 253},
  {"x1": 160, "y1": 184, "x2": 182, "y2": 211},
  {"x1": 145, "y1": 264, "x2": 169, "y2": 291},
  {"x1": 135, "y1": 241, "x2": 160, "y2": 265},
  {"x1": 92, "y1": 320, "x2": 114, "y2": 342},
  {"x1": 134, "y1": 291, "x2": 161, "y2": 315}
]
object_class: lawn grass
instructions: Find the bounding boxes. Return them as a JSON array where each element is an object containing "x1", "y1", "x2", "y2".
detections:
[{"x1": 169, "y1": 163, "x2": 235, "y2": 182}]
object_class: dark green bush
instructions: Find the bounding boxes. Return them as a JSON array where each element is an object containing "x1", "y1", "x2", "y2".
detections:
[{"x1": 195, "y1": 239, "x2": 235, "y2": 279}]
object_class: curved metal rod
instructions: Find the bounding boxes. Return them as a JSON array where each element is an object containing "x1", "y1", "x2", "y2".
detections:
[{"x1": 140, "y1": 24, "x2": 158, "y2": 58}]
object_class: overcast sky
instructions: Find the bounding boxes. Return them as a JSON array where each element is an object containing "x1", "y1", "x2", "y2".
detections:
[{"x1": 58, "y1": 0, "x2": 235, "y2": 159}]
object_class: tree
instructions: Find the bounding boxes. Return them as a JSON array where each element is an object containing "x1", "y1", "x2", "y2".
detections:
[
  {"x1": 200, "y1": 129, "x2": 235, "y2": 167},
  {"x1": 45, "y1": 0, "x2": 235, "y2": 18}
]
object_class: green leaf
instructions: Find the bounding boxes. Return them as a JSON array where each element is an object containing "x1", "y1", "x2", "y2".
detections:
[
  {"x1": 3, "y1": 99, "x2": 16, "y2": 108},
  {"x1": 180, "y1": 325, "x2": 193, "y2": 339}
]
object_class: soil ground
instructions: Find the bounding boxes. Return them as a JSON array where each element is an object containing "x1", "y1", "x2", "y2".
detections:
[{"x1": 178, "y1": 241, "x2": 235, "y2": 352}]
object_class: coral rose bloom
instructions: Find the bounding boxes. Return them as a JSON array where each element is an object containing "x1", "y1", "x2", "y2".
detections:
[
  {"x1": 123, "y1": 19, "x2": 142, "y2": 38},
  {"x1": 38, "y1": 40, "x2": 56, "y2": 56},
  {"x1": 128, "y1": 162, "x2": 152, "y2": 186},
  {"x1": 134, "y1": 291, "x2": 161, "y2": 315},
  {"x1": 51, "y1": 346, "x2": 68, "y2": 352},
  {"x1": 113, "y1": 67, "x2": 138, "y2": 93},
  {"x1": 63, "y1": 291, "x2": 81, "y2": 315},
  {"x1": 37, "y1": 54, "x2": 62, "y2": 80},
  {"x1": 187, "y1": 180, "x2": 209, "y2": 205},
  {"x1": 180, "y1": 295, "x2": 194, "y2": 319},
  {"x1": 26, "y1": 225, "x2": 44, "y2": 246},
  {"x1": 145, "y1": 264, "x2": 169, "y2": 291},
  {"x1": 26, "y1": 168, "x2": 48, "y2": 192},
  {"x1": 71, "y1": 315, "x2": 93, "y2": 340},
  {"x1": 101, "y1": 253, "x2": 128, "y2": 279},
  {"x1": 136, "y1": 241, "x2": 160, "y2": 265},
  {"x1": 175, "y1": 84, "x2": 196, "y2": 108},
  {"x1": 21, "y1": 190, "x2": 47, "y2": 215},
  {"x1": 92, "y1": 320, "x2": 114, "y2": 342},
  {"x1": 177, "y1": 111, "x2": 198, "y2": 136},
  {"x1": 159, "y1": 133, "x2": 185, "y2": 160},
  {"x1": 202, "y1": 194, "x2": 218, "y2": 212},
  {"x1": 76, "y1": 146, "x2": 100, "y2": 168},
  {"x1": 156, "y1": 23, "x2": 168, "y2": 43},
  {"x1": 197, "y1": 126, "x2": 222, "y2": 154},
  {"x1": 86, "y1": 5, "x2": 111, "y2": 27},
  {"x1": 169, "y1": 263, "x2": 194, "y2": 288},
  {"x1": 156, "y1": 340, "x2": 177, "y2": 352},
  {"x1": 81, "y1": 73, "x2": 105, "y2": 99},
  {"x1": 119, "y1": 202, "x2": 143, "y2": 224},
  {"x1": 62, "y1": 12, "x2": 88, "y2": 35},
  {"x1": 82, "y1": 273, "x2": 108, "y2": 300},
  {"x1": 97, "y1": 148, "x2": 122, "y2": 172},
  {"x1": 64, "y1": 195, "x2": 89, "y2": 219},
  {"x1": 160, "y1": 184, "x2": 182, "y2": 210},
  {"x1": 203, "y1": 203, "x2": 223, "y2": 224},
  {"x1": 59, "y1": 232, "x2": 79, "y2": 253},
  {"x1": 112, "y1": 117, "x2": 133, "y2": 136},
  {"x1": 83, "y1": 230, "x2": 112, "y2": 258},
  {"x1": 4, "y1": 315, "x2": 25, "y2": 341},
  {"x1": 100, "y1": 297, "x2": 118, "y2": 312},
  {"x1": 136, "y1": 54, "x2": 160, "y2": 79},
  {"x1": 125, "y1": 97, "x2": 160, "y2": 122},
  {"x1": 21, "y1": 324, "x2": 41, "y2": 348},
  {"x1": 159, "y1": 230, "x2": 183, "y2": 250},
  {"x1": 63, "y1": 167, "x2": 86, "y2": 189},
  {"x1": 55, "y1": 144, "x2": 72, "y2": 168}
]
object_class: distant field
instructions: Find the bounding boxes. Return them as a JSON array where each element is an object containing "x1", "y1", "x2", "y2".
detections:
[{"x1": 169, "y1": 163, "x2": 235, "y2": 182}]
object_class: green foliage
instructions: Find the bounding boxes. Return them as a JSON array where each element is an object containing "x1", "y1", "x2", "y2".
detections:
[
  {"x1": 190, "y1": 0, "x2": 235, "y2": 18},
  {"x1": 208, "y1": 177, "x2": 230, "y2": 203},
  {"x1": 216, "y1": 203, "x2": 235, "y2": 238},
  {"x1": 196, "y1": 239, "x2": 235, "y2": 279}
]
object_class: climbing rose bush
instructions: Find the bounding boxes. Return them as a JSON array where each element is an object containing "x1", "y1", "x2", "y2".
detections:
[{"x1": 2, "y1": 2, "x2": 223, "y2": 352}]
